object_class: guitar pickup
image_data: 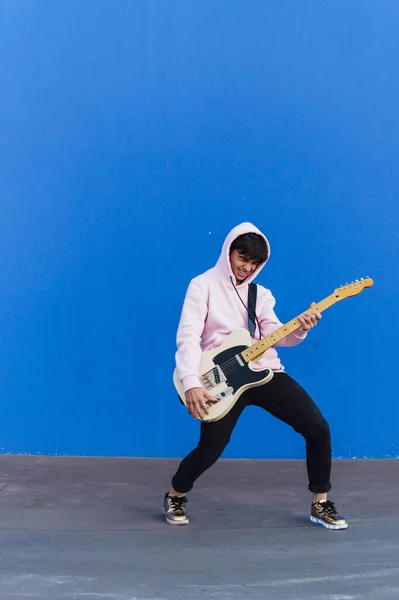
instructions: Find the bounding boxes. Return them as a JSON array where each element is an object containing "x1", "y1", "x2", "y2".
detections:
[{"x1": 201, "y1": 365, "x2": 227, "y2": 390}]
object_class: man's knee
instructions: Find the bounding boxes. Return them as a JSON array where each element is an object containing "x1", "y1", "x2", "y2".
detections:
[
  {"x1": 308, "y1": 418, "x2": 331, "y2": 442},
  {"x1": 194, "y1": 443, "x2": 227, "y2": 467}
]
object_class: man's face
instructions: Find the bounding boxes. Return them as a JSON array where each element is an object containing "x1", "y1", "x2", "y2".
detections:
[{"x1": 230, "y1": 250, "x2": 259, "y2": 284}]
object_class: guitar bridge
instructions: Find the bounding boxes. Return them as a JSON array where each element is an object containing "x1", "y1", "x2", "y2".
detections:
[{"x1": 201, "y1": 365, "x2": 226, "y2": 390}]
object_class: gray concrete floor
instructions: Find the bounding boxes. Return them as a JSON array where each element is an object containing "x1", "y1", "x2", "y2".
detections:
[{"x1": 0, "y1": 456, "x2": 397, "y2": 600}]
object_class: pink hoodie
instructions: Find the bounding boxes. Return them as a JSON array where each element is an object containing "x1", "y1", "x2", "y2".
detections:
[{"x1": 175, "y1": 223, "x2": 307, "y2": 392}]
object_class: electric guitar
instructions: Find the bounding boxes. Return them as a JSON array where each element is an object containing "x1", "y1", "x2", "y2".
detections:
[{"x1": 173, "y1": 278, "x2": 373, "y2": 422}]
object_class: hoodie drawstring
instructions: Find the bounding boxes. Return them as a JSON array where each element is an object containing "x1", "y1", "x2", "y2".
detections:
[{"x1": 230, "y1": 277, "x2": 262, "y2": 340}]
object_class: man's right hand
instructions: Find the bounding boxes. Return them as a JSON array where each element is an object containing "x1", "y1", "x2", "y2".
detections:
[{"x1": 185, "y1": 387, "x2": 215, "y2": 420}]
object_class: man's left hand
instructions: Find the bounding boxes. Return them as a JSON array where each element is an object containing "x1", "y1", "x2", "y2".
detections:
[{"x1": 297, "y1": 302, "x2": 322, "y2": 332}]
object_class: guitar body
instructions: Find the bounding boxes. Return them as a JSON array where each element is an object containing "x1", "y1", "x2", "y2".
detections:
[{"x1": 173, "y1": 329, "x2": 274, "y2": 422}]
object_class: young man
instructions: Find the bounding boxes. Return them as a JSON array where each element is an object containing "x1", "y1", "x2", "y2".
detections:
[{"x1": 164, "y1": 222, "x2": 347, "y2": 530}]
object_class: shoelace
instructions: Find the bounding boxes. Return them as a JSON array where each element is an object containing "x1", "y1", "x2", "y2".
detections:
[
  {"x1": 169, "y1": 496, "x2": 187, "y2": 513},
  {"x1": 318, "y1": 500, "x2": 338, "y2": 515}
]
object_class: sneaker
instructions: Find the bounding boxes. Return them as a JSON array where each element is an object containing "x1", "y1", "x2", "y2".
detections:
[
  {"x1": 163, "y1": 493, "x2": 189, "y2": 525},
  {"x1": 310, "y1": 500, "x2": 348, "y2": 530}
]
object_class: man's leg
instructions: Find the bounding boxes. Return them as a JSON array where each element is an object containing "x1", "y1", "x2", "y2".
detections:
[
  {"x1": 164, "y1": 398, "x2": 246, "y2": 525},
  {"x1": 249, "y1": 372, "x2": 348, "y2": 529}
]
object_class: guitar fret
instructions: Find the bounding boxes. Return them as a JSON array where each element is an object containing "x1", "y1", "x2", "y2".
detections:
[{"x1": 241, "y1": 294, "x2": 337, "y2": 363}]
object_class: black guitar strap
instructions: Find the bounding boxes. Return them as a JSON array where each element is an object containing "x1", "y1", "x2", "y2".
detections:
[{"x1": 247, "y1": 282, "x2": 258, "y2": 338}]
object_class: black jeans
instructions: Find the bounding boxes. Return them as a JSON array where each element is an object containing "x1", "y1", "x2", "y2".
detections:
[{"x1": 172, "y1": 373, "x2": 332, "y2": 494}]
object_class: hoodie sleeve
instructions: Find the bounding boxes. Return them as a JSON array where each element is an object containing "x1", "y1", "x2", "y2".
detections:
[
  {"x1": 257, "y1": 287, "x2": 307, "y2": 347},
  {"x1": 175, "y1": 277, "x2": 209, "y2": 392}
]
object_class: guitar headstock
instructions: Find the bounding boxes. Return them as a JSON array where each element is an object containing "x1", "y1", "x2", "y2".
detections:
[{"x1": 334, "y1": 277, "x2": 373, "y2": 300}]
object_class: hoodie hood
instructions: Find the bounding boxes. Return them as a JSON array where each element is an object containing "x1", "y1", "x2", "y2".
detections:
[{"x1": 214, "y1": 222, "x2": 271, "y2": 286}]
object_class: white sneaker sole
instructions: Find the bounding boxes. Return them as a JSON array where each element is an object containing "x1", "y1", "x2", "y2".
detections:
[
  {"x1": 310, "y1": 515, "x2": 348, "y2": 530},
  {"x1": 164, "y1": 513, "x2": 189, "y2": 526}
]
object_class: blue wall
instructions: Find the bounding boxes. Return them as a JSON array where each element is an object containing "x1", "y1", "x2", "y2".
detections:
[{"x1": 1, "y1": 1, "x2": 398, "y2": 459}]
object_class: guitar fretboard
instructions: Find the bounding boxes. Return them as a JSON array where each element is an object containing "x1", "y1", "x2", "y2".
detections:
[{"x1": 241, "y1": 294, "x2": 337, "y2": 363}]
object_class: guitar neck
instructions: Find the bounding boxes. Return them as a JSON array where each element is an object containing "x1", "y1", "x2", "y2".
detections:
[{"x1": 241, "y1": 293, "x2": 338, "y2": 363}]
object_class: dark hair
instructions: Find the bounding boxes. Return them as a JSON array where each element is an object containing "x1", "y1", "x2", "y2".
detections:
[{"x1": 230, "y1": 233, "x2": 269, "y2": 264}]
